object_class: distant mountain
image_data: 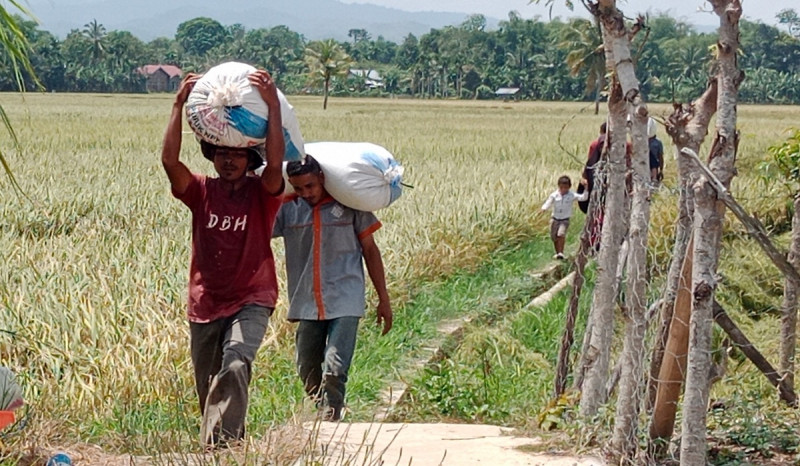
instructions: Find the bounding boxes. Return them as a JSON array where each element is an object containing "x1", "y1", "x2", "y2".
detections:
[{"x1": 23, "y1": 0, "x2": 497, "y2": 42}]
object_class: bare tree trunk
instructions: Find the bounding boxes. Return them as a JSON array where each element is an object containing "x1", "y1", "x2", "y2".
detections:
[
  {"x1": 573, "y1": 169, "x2": 607, "y2": 392},
  {"x1": 649, "y1": 240, "x2": 693, "y2": 450},
  {"x1": 441, "y1": 66, "x2": 447, "y2": 98},
  {"x1": 646, "y1": 82, "x2": 718, "y2": 418},
  {"x1": 578, "y1": 42, "x2": 628, "y2": 420},
  {"x1": 781, "y1": 195, "x2": 800, "y2": 394},
  {"x1": 578, "y1": 81, "x2": 627, "y2": 417},
  {"x1": 681, "y1": 183, "x2": 722, "y2": 466},
  {"x1": 612, "y1": 116, "x2": 651, "y2": 459},
  {"x1": 648, "y1": 84, "x2": 719, "y2": 460},
  {"x1": 573, "y1": 295, "x2": 595, "y2": 391},
  {"x1": 680, "y1": 2, "x2": 742, "y2": 464},
  {"x1": 595, "y1": 10, "x2": 652, "y2": 462},
  {"x1": 646, "y1": 165, "x2": 691, "y2": 409},
  {"x1": 555, "y1": 209, "x2": 594, "y2": 397},
  {"x1": 323, "y1": 76, "x2": 330, "y2": 110},
  {"x1": 594, "y1": 92, "x2": 601, "y2": 115},
  {"x1": 569, "y1": 169, "x2": 608, "y2": 391},
  {"x1": 593, "y1": 15, "x2": 604, "y2": 116}
]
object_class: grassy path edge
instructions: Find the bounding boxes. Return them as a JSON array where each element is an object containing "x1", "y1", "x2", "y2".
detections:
[{"x1": 370, "y1": 258, "x2": 568, "y2": 422}]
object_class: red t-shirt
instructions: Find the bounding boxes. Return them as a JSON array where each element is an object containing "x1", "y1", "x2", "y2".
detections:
[{"x1": 174, "y1": 174, "x2": 282, "y2": 323}]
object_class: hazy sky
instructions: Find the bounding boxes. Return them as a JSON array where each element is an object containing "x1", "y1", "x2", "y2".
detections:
[{"x1": 340, "y1": 0, "x2": 793, "y2": 28}]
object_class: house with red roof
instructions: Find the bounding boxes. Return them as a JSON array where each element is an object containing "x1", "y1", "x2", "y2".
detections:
[{"x1": 136, "y1": 65, "x2": 182, "y2": 92}]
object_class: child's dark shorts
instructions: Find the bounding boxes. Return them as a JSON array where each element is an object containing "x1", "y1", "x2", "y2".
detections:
[{"x1": 550, "y1": 218, "x2": 570, "y2": 241}]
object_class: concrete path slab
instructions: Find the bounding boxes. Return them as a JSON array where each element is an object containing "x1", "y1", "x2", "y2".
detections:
[{"x1": 310, "y1": 422, "x2": 604, "y2": 466}]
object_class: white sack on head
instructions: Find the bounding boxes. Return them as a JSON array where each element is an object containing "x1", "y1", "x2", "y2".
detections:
[
  {"x1": 186, "y1": 61, "x2": 305, "y2": 161},
  {"x1": 0, "y1": 367, "x2": 23, "y2": 411},
  {"x1": 278, "y1": 142, "x2": 404, "y2": 211}
]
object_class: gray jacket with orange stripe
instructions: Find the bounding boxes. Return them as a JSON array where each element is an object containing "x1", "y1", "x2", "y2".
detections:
[{"x1": 273, "y1": 195, "x2": 382, "y2": 321}]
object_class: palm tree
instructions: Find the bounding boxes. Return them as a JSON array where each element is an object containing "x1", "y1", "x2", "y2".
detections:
[
  {"x1": 304, "y1": 39, "x2": 352, "y2": 109},
  {"x1": 82, "y1": 19, "x2": 107, "y2": 62},
  {"x1": 1, "y1": 1, "x2": 40, "y2": 189},
  {"x1": 665, "y1": 38, "x2": 709, "y2": 82},
  {"x1": 558, "y1": 18, "x2": 606, "y2": 114}
]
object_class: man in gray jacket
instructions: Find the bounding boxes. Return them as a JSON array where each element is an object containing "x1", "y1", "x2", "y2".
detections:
[{"x1": 273, "y1": 155, "x2": 393, "y2": 421}]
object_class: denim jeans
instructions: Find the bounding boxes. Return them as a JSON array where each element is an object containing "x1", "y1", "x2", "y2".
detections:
[
  {"x1": 190, "y1": 304, "x2": 270, "y2": 445},
  {"x1": 295, "y1": 316, "x2": 360, "y2": 411}
]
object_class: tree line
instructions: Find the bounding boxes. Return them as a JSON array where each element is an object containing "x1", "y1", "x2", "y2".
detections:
[{"x1": 1, "y1": 10, "x2": 800, "y2": 104}]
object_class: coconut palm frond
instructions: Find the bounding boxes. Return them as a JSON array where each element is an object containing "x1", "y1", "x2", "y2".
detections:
[{"x1": 0, "y1": 2, "x2": 40, "y2": 192}]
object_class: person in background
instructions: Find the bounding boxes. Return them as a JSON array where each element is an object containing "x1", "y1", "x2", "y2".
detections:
[
  {"x1": 579, "y1": 120, "x2": 634, "y2": 251},
  {"x1": 648, "y1": 117, "x2": 664, "y2": 185},
  {"x1": 161, "y1": 69, "x2": 285, "y2": 447},
  {"x1": 273, "y1": 155, "x2": 393, "y2": 422},
  {"x1": 541, "y1": 175, "x2": 588, "y2": 260},
  {"x1": 577, "y1": 122, "x2": 606, "y2": 214}
]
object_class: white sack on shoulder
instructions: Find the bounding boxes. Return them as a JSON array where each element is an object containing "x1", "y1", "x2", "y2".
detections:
[
  {"x1": 269, "y1": 142, "x2": 404, "y2": 212},
  {"x1": 186, "y1": 61, "x2": 305, "y2": 161}
]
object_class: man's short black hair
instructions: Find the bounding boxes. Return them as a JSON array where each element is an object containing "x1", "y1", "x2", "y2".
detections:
[
  {"x1": 286, "y1": 154, "x2": 322, "y2": 178},
  {"x1": 199, "y1": 140, "x2": 264, "y2": 171}
]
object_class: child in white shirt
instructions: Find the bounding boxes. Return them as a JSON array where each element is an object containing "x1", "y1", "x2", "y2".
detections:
[{"x1": 541, "y1": 175, "x2": 588, "y2": 260}]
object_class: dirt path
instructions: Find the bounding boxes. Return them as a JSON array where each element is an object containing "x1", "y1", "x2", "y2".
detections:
[
  {"x1": 308, "y1": 421, "x2": 604, "y2": 466},
  {"x1": 48, "y1": 421, "x2": 601, "y2": 465}
]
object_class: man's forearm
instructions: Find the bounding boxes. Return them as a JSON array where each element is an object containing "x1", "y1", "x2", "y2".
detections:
[
  {"x1": 364, "y1": 246, "x2": 390, "y2": 303},
  {"x1": 265, "y1": 102, "x2": 285, "y2": 168},
  {"x1": 162, "y1": 102, "x2": 184, "y2": 168}
]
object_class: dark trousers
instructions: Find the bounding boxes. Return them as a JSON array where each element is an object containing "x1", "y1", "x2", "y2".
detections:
[
  {"x1": 295, "y1": 316, "x2": 360, "y2": 410},
  {"x1": 190, "y1": 304, "x2": 270, "y2": 445}
]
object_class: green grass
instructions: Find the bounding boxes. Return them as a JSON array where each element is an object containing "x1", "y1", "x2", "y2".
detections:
[
  {"x1": 393, "y1": 239, "x2": 591, "y2": 427},
  {"x1": 707, "y1": 389, "x2": 800, "y2": 465}
]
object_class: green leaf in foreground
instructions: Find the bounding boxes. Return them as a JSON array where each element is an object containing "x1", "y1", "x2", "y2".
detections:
[{"x1": 0, "y1": 1, "x2": 42, "y2": 193}]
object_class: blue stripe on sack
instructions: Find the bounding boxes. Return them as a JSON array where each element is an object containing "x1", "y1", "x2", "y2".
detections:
[
  {"x1": 361, "y1": 151, "x2": 388, "y2": 171},
  {"x1": 284, "y1": 128, "x2": 302, "y2": 161},
  {"x1": 362, "y1": 151, "x2": 403, "y2": 203},
  {"x1": 226, "y1": 106, "x2": 267, "y2": 139},
  {"x1": 387, "y1": 158, "x2": 403, "y2": 203},
  {"x1": 388, "y1": 159, "x2": 401, "y2": 187},
  {"x1": 389, "y1": 183, "x2": 403, "y2": 203}
]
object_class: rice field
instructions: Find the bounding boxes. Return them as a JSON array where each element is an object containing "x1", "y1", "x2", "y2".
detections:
[{"x1": 0, "y1": 93, "x2": 798, "y2": 455}]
